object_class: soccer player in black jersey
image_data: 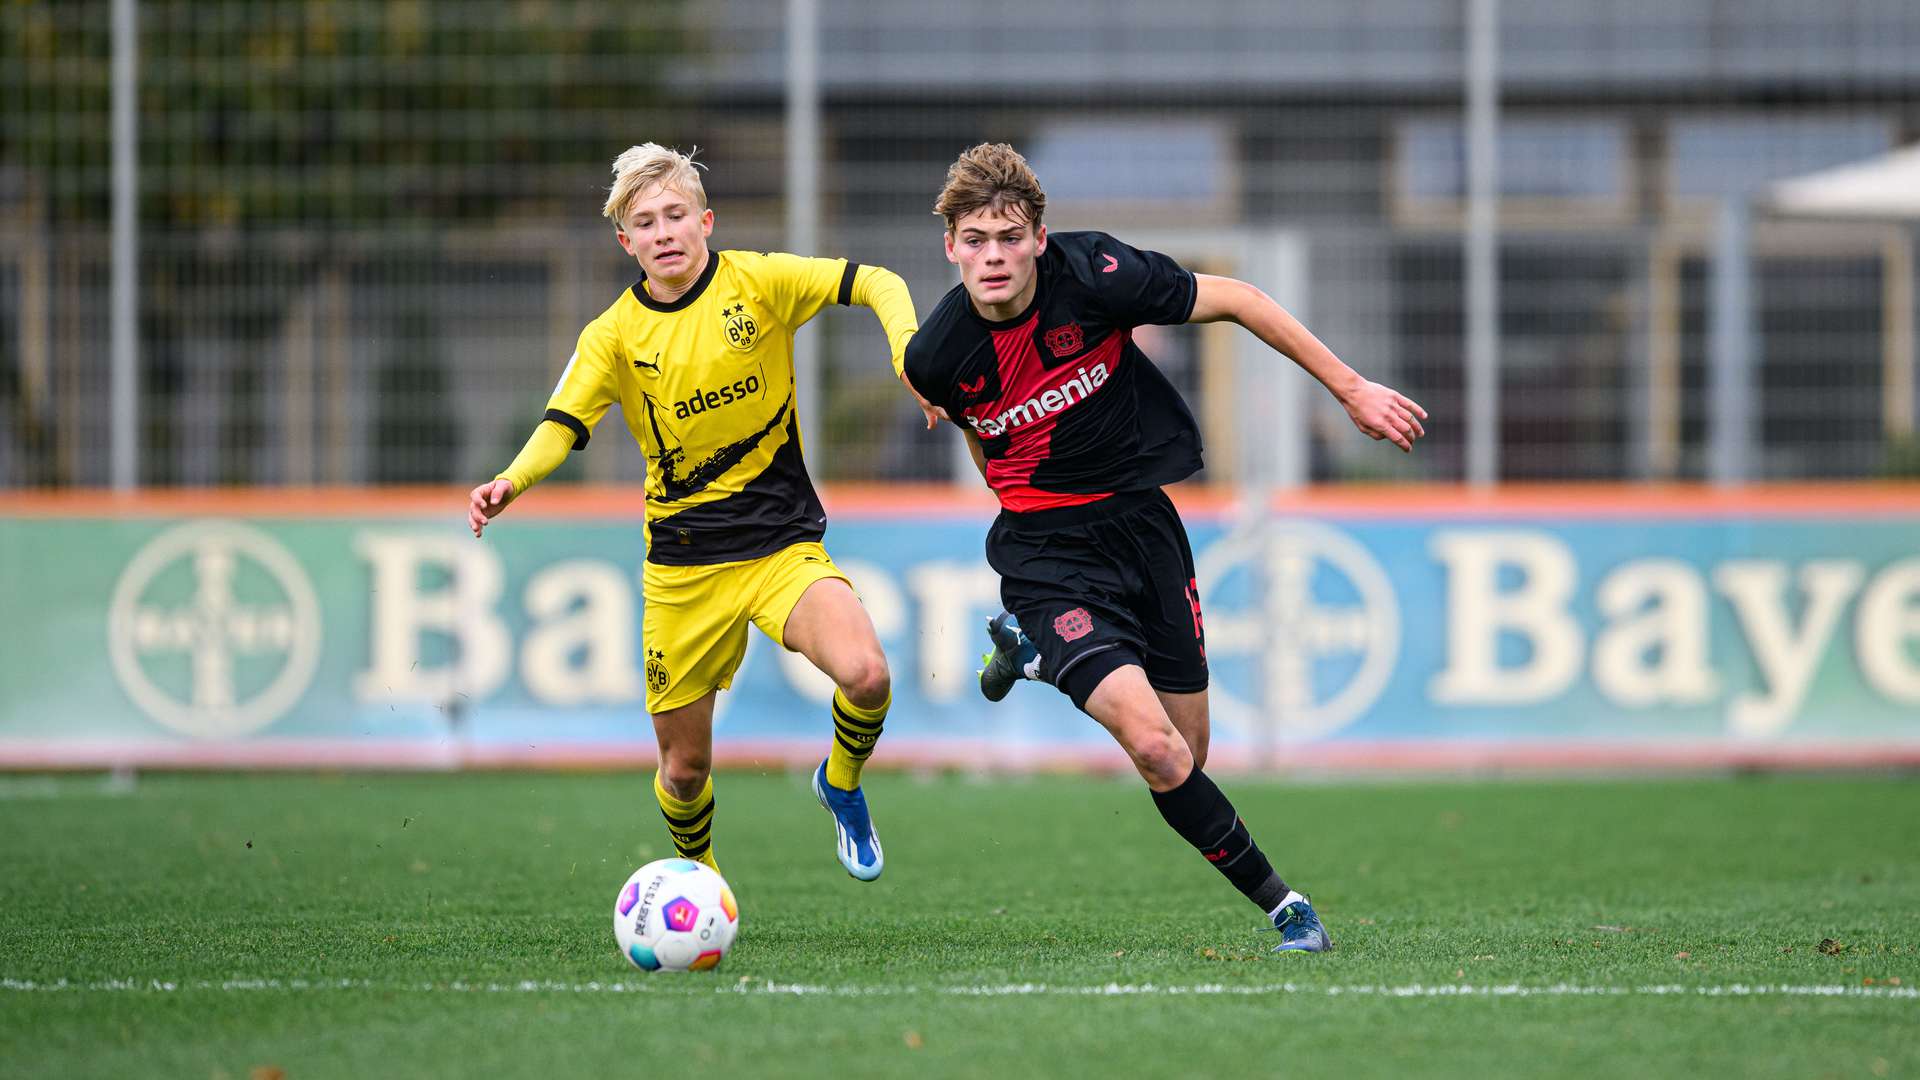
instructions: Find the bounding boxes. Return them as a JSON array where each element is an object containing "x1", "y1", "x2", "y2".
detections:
[{"x1": 902, "y1": 143, "x2": 1427, "y2": 952}]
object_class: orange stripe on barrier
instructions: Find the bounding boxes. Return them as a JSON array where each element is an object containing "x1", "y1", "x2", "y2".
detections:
[
  {"x1": 0, "y1": 483, "x2": 1915, "y2": 520},
  {"x1": 3, "y1": 734, "x2": 1920, "y2": 768},
  {"x1": 1259, "y1": 483, "x2": 1920, "y2": 519},
  {"x1": 4, "y1": 738, "x2": 1920, "y2": 774}
]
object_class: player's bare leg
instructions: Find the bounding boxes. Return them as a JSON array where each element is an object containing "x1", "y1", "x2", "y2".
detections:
[
  {"x1": 1156, "y1": 688, "x2": 1210, "y2": 771},
  {"x1": 1082, "y1": 665, "x2": 1193, "y2": 791},
  {"x1": 1082, "y1": 664, "x2": 1327, "y2": 952},
  {"x1": 782, "y1": 577, "x2": 888, "y2": 880},
  {"x1": 651, "y1": 691, "x2": 721, "y2": 872},
  {"x1": 782, "y1": 578, "x2": 890, "y2": 711}
]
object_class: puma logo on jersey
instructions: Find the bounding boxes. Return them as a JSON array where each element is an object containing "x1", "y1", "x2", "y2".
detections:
[
  {"x1": 966, "y1": 361, "x2": 1109, "y2": 439},
  {"x1": 632, "y1": 354, "x2": 661, "y2": 373}
]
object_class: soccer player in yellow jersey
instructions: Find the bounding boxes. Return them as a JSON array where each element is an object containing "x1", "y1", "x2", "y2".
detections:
[{"x1": 467, "y1": 144, "x2": 923, "y2": 882}]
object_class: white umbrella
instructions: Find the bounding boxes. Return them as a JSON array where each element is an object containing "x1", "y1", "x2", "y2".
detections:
[
  {"x1": 1767, "y1": 143, "x2": 1920, "y2": 219},
  {"x1": 1764, "y1": 143, "x2": 1919, "y2": 443}
]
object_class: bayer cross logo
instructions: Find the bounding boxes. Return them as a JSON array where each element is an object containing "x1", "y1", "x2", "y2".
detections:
[
  {"x1": 107, "y1": 521, "x2": 322, "y2": 738},
  {"x1": 1195, "y1": 519, "x2": 1400, "y2": 741}
]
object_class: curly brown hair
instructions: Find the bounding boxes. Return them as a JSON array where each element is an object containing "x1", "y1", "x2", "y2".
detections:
[{"x1": 933, "y1": 142, "x2": 1047, "y2": 232}]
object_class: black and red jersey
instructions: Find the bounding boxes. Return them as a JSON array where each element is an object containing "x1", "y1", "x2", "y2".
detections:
[{"x1": 903, "y1": 231, "x2": 1203, "y2": 513}]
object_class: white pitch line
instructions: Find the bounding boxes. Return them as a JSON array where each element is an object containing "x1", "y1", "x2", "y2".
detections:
[{"x1": 2, "y1": 978, "x2": 1914, "y2": 1000}]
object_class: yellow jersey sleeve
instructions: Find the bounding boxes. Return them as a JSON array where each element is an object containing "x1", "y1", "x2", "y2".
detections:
[
  {"x1": 759, "y1": 251, "x2": 851, "y2": 330},
  {"x1": 542, "y1": 318, "x2": 621, "y2": 449},
  {"x1": 848, "y1": 263, "x2": 919, "y2": 376},
  {"x1": 494, "y1": 419, "x2": 575, "y2": 495}
]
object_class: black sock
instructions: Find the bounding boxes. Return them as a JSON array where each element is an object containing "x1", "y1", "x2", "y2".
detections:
[{"x1": 1150, "y1": 768, "x2": 1291, "y2": 914}]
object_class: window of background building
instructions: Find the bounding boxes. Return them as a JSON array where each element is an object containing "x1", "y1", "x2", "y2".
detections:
[
  {"x1": 1664, "y1": 114, "x2": 1895, "y2": 206},
  {"x1": 1391, "y1": 116, "x2": 1633, "y2": 227},
  {"x1": 1026, "y1": 118, "x2": 1239, "y2": 226}
]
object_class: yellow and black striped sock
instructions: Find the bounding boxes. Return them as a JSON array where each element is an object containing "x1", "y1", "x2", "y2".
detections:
[
  {"x1": 652, "y1": 771, "x2": 719, "y2": 872},
  {"x1": 824, "y1": 688, "x2": 888, "y2": 791}
]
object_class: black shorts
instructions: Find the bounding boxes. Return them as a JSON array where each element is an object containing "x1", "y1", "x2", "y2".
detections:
[{"x1": 985, "y1": 487, "x2": 1208, "y2": 703}]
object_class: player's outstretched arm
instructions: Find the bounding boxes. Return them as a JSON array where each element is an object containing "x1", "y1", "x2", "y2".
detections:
[
  {"x1": 469, "y1": 418, "x2": 573, "y2": 537},
  {"x1": 847, "y1": 264, "x2": 940, "y2": 429},
  {"x1": 468, "y1": 478, "x2": 516, "y2": 537},
  {"x1": 1189, "y1": 273, "x2": 1428, "y2": 453}
]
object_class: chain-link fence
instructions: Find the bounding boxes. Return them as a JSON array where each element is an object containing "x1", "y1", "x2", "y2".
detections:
[{"x1": 5, "y1": 0, "x2": 1919, "y2": 489}]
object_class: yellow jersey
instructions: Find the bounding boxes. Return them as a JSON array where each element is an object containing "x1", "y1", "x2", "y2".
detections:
[{"x1": 522, "y1": 249, "x2": 917, "y2": 565}]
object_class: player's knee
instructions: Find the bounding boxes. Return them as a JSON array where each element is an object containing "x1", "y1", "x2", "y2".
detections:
[
  {"x1": 1122, "y1": 724, "x2": 1192, "y2": 789},
  {"x1": 839, "y1": 651, "x2": 891, "y2": 710},
  {"x1": 660, "y1": 755, "x2": 711, "y2": 799}
]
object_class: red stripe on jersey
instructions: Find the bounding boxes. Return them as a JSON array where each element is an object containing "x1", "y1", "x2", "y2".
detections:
[
  {"x1": 967, "y1": 318, "x2": 1126, "y2": 510},
  {"x1": 995, "y1": 485, "x2": 1114, "y2": 512}
]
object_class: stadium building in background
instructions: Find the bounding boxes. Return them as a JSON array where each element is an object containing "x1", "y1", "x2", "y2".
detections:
[{"x1": 3, "y1": 0, "x2": 1919, "y2": 488}]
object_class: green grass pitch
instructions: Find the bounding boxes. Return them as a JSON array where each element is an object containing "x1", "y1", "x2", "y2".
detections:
[{"x1": 2, "y1": 769, "x2": 1916, "y2": 1077}]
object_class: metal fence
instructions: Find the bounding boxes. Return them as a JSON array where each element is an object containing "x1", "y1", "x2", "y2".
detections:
[{"x1": 5, "y1": 0, "x2": 1919, "y2": 489}]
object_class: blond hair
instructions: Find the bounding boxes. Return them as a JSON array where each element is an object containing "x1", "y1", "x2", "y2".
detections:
[
  {"x1": 933, "y1": 143, "x2": 1047, "y2": 232},
  {"x1": 602, "y1": 143, "x2": 707, "y2": 225}
]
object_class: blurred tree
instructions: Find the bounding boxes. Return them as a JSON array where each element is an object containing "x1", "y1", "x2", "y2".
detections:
[
  {"x1": 3, "y1": 0, "x2": 693, "y2": 227},
  {"x1": 1, "y1": 0, "x2": 692, "y2": 484}
]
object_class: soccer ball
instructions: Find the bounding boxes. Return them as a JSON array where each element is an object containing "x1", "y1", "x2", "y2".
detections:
[{"x1": 613, "y1": 858, "x2": 740, "y2": 972}]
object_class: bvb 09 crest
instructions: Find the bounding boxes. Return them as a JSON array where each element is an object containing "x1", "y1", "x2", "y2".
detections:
[{"x1": 721, "y1": 303, "x2": 758, "y2": 351}]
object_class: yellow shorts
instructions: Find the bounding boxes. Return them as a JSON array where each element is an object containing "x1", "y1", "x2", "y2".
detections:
[{"x1": 641, "y1": 541, "x2": 851, "y2": 714}]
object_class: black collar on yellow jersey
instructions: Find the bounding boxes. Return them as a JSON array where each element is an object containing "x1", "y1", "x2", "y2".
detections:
[{"x1": 630, "y1": 250, "x2": 721, "y2": 313}]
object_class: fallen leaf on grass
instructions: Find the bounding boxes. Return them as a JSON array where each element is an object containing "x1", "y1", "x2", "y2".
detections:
[
  {"x1": 903, "y1": 1031, "x2": 924, "y2": 1050},
  {"x1": 1818, "y1": 938, "x2": 1846, "y2": 956}
]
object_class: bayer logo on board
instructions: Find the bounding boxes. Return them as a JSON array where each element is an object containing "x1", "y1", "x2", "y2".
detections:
[
  {"x1": 1196, "y1": 519, "x2": 1401, "y2": 744},
  {"x1": 107, "y1": 520, "x2": 323, "y2": 739}
]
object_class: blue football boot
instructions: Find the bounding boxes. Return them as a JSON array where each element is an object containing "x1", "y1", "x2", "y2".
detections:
[
  {"x1": 812, "y1": 760, "x2": 883, "y2": 881},
  {"x1": 978, "y1": 611, "x2": 1039, "y2": 702},
  {"x1": 1269, "y1": 896, "x2": 1331, "y2": 953}
]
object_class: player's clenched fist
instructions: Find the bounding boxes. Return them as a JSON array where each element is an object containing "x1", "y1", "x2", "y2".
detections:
[
  {"x1": 1339, "y1": 379, "x2": 1427, "y2": 453},
  {"x1": 468, "y1": 478, "x2": 516, "y2": 537}
]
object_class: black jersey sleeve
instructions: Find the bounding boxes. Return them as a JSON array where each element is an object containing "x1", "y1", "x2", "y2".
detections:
[
  {"x1": 903, "y1": 319, "x2": 963, "y2": 424},
  {"x1": 1055, "y1": 230, "x2": 1198, "y2": 329}
]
